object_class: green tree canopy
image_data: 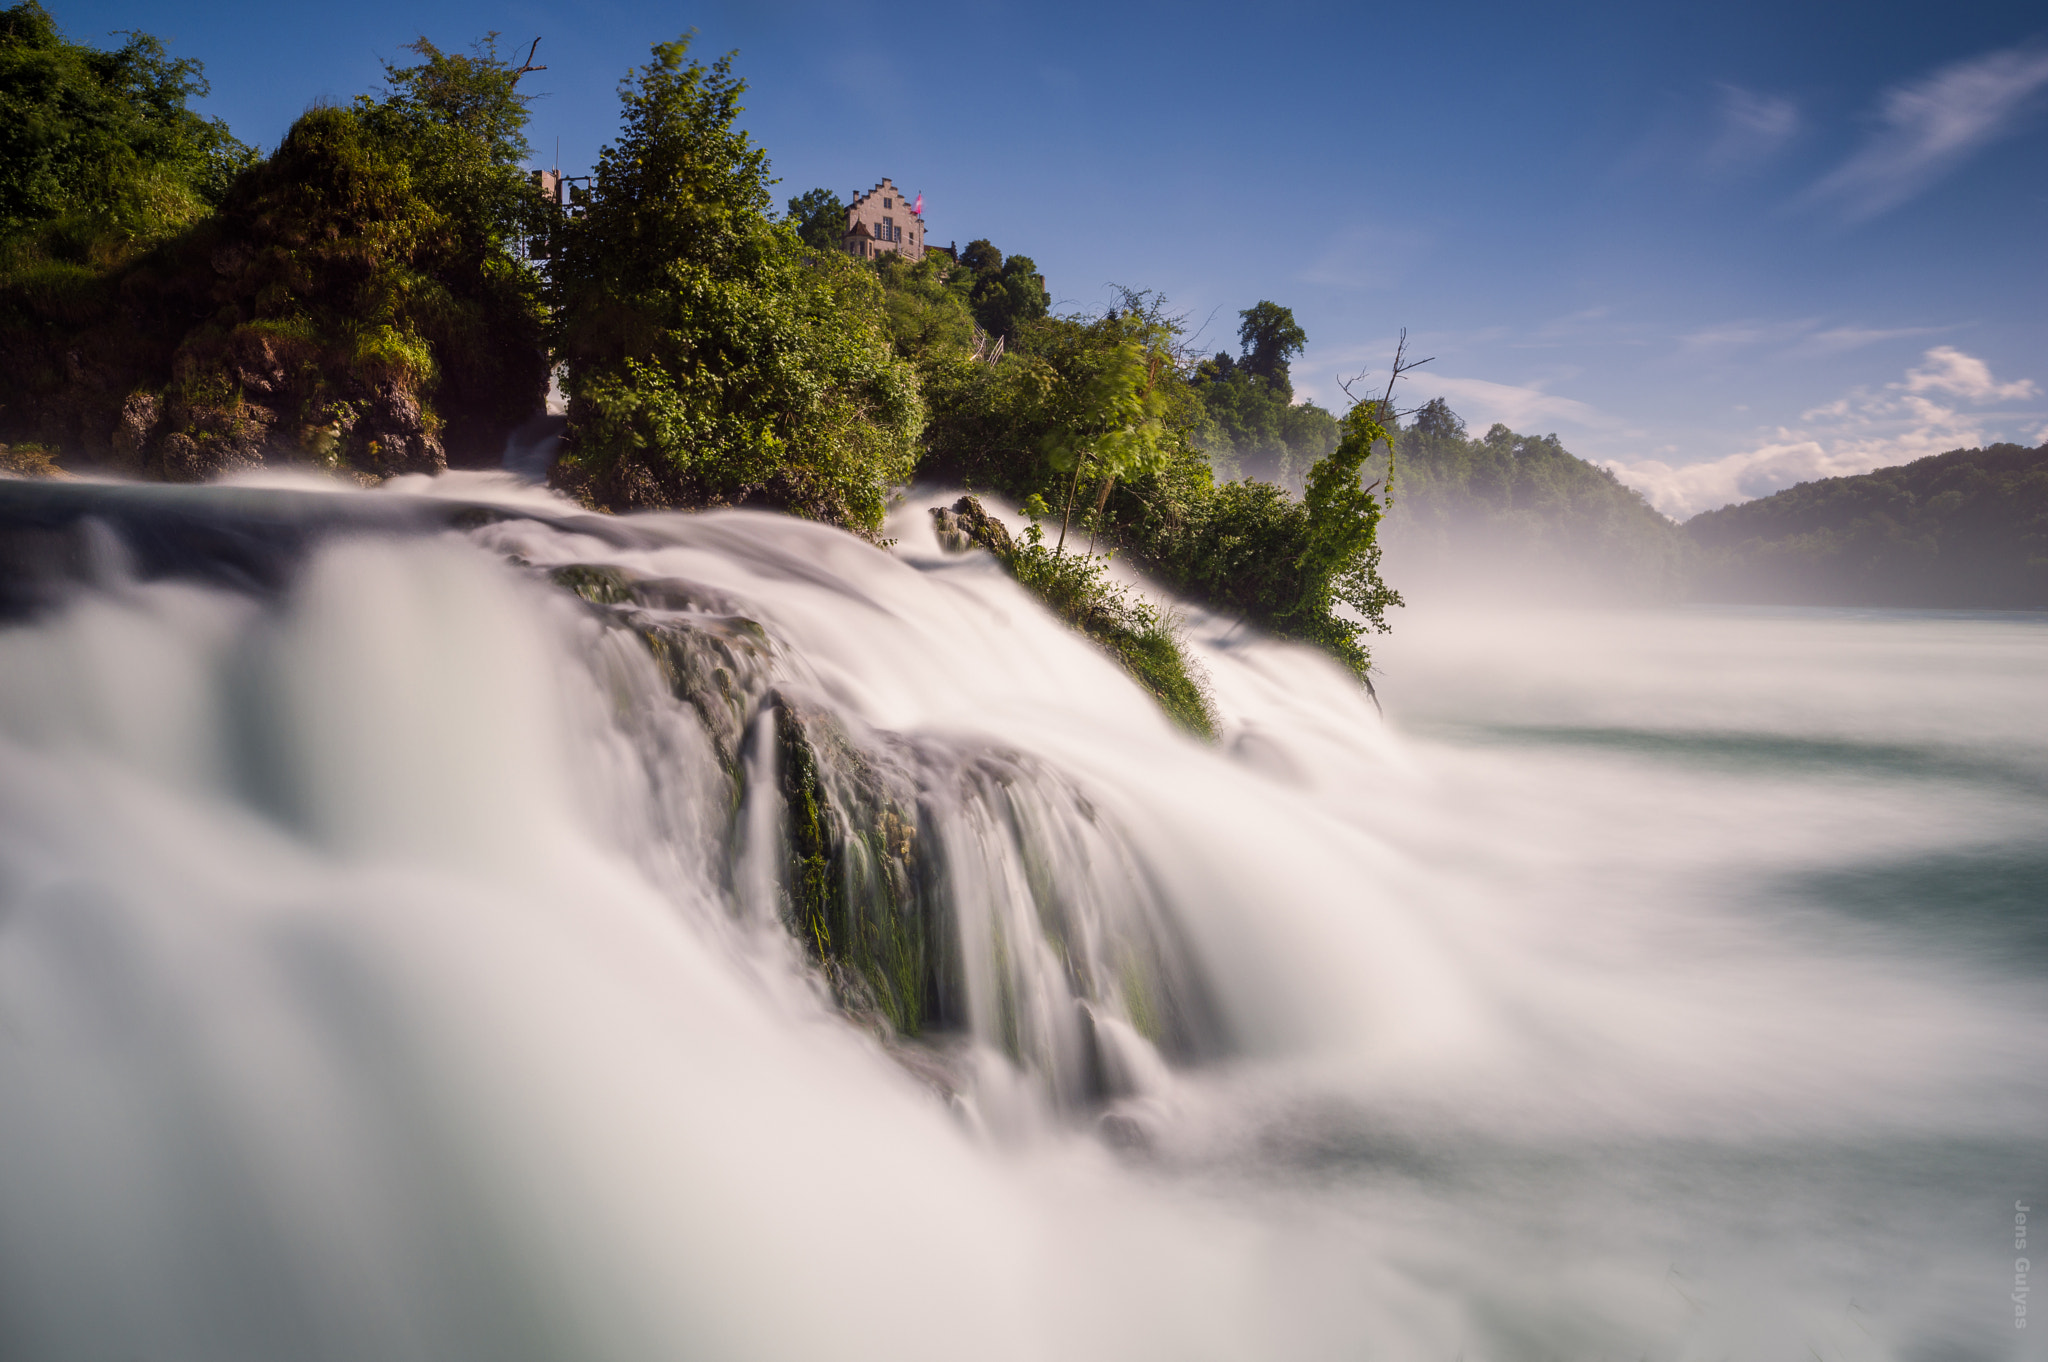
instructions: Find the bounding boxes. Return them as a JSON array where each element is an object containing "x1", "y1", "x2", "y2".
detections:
[
  {"x1": 548, "y1": 38, "x2": 922, "y2": 531},
  {"x1": 872, "y1": 249, "x2": 977, "y2": 358},
  {"x1": 785, "y1": 186, "x2": 845, "y2": 251},
  {"x1": 951, "y1": 239, "x2": 1047, "y2": 339},
  {"x1": 354, "y1": 34, "x2": 550, "y2": 255},
  {"x1": 958, "y1": 238, "x2": 1002, "y2": 275},
  {"x1": 0, "y1": 1, "x2": 255, "y2": 248},
  {"x1": 1409, "y1": 395, "x2": 1465, "y2": 444},
  {"x1": 1236, "y1": 300, "x2": 1306, "y2": 396},
  {"x1": 0, "y1": 22, "x2": 551, "y2": 473},
  {"x1": 1189, "y1": 357, "x2": 1327, "y2": 483},
  {"x1": 1038, "y1": 336, "x2": 1170, "y2": 550}
]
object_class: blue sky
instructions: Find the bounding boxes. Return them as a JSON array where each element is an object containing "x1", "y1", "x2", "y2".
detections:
[{"x1": 55, "y1": 0, "x2": 2048, "y2": 517}]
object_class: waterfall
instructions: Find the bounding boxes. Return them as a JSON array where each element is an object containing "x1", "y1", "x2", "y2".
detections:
[{"x1": 0, "y1": 472, "x2": 2042, "y2": 1361}]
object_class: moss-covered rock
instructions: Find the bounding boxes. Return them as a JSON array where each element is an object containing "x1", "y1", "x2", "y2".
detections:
[
  {"x1": 1, "y1": 104, "x2": 547, "y2": 478},
  {"x1": 772, "y1": 693, "x2": 937, "y2": 1035},
  {"x1": 935, "y1": 495, "x2": 1215, "y2": 740}
]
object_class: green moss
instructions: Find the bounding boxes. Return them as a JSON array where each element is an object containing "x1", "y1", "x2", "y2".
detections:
[
  {"x1": 549, "y1": 563, "x2": 635, "y2": 606},
  {"x1": 538, "y1": 561, "x2": 939, "y2": 1033},
  {"x1": 773, "y1": 696, "x2": 934, "y2": 1036},
  {"x1": 937, "y1": 495, "x2": 1216, "y2": 740}
]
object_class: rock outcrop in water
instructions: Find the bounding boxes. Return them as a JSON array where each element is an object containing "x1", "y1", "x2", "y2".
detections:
[{"x1": 516, "y1": 526, "x2": 1218, "y2": 1079}]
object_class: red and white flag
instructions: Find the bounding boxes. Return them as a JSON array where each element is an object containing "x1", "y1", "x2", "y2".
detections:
[{"x1": 911, "y1": 192, "x2": 924, "y2": 216}]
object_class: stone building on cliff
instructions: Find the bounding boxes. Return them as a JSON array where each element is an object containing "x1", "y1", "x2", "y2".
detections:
[{"x1": 843, "y1": 178, "x2": 927, "y2": 261}]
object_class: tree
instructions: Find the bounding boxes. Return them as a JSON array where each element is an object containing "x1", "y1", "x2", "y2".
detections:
[
  {"x1": 350, "y1": 33, "x2": 552, "y2": 460},
  {"x1": 1300, "y1": 403, "x2": 1401, "y2": 640},
  {"x1": 951, "y1": 239, "x2": 1048, "y2": 339},
  {"x1": 1410, "y1": 395, "x2": 1465, "y2": 444},
  {"x1": 0, "y1": 1, "x2": 255, "y2": 246},
  {"x1": 1039, "y1": 336, "x2": 1169, "y2": 553},
  {"x1": 785, "y1": 186, "x2": 844, "y2": 252},
  {"x1": 958, "y1": 238, "x2": 1002, "y2": 275},
  {"x1": 872, "y1": 249, "x2": 977, "y2": 358},
  {"x1": 548, "y1": 38, "x2": 922, "y2": 531},
  {"x1": 355, "y1": 33, "x2": 550, "y2": 255},
  {"x1": 1236, "y1": 300, "x2": 1307, "y2": 397},
  {"x1": 1188, "y1": 334, "x2": 1336, "y2": 485}
]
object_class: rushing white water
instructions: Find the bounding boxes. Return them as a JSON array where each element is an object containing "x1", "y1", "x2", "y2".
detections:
[{"x1": 0, "y1": 472, "x2": 2042, "y2": 1361}]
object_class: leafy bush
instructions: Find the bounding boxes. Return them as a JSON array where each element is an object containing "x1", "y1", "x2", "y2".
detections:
[
  {"x1": 911, "y1": 291, "x2": 1401, "y2": 675},
  {"x1": 0, "y1": 19, "x2": 549, "y2": 474},
  {"x1": 939, "y1": 496, "x2": 1214, "y2": 738},
  {"x1": 548, "y1": 40, "x2": 922, "y2": 533},
  {"x1": 0, "y1": 1, "x2": 254, "y2": 249},
  {"x1": 1144, "y1": 406, "x2": 1399, "y2": 673}
]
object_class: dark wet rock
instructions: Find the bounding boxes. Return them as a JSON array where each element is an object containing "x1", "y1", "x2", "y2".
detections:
[
  {"x1": 773, "y1": 692, "x2": 936, "y2": 1037},
  {"x1": 110, "y1": 392, "x2": 161, "y2": 472},
  {"x1": 356, "y1": 381, "x2": 445, "y2": 476},
  {"x1": 544, "y1": 562, "x2": 774, "y2": 769},
  {"x1": 932, "y1": 495, "x2": 1013, "y2": 557}
]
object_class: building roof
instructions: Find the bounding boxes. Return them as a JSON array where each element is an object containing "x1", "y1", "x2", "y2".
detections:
[{"x1": 846, "y1": 177, "x2": 924, "y2": 224}]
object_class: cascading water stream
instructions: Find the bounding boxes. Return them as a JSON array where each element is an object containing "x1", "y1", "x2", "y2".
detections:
[{"x1": 0, "y1": 471, "x2": 2043, "y2": 1361}]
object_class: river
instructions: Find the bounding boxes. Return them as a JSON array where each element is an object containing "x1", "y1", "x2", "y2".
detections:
[{"x1": 0, "y1": 472, "x2": 2041, "y2": 1361}]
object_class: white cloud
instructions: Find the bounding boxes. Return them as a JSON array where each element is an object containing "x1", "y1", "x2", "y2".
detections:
[
  {"x1": 1607, "y1": 346, "x2": 2042, "y2": 518},
  {"x1": 1678, "y1": 318, "x2": 1815, "y2": 352},
  {"x1": 1296, "y1": 224, "x2": 1431, "y2": 290},
  {"x1": 1901, "y1": 344, "x2": 2038, "y2": 401},
  {"x1": 1792, "y1": 324, "x2": 1948, "y2": 356},
  {"x1": 1676, "y1": 318, "x2": 1948, "y2": 357},
  {"x1": 1807, "y1": 45, "x2": 2048, "y2": 220},
  {"x1": 1707, "y1": 85, "x2": 1800, "y2": 169},
  {"x1": 1422, "y1": 376, "x2": 1610, "y2": 432}
]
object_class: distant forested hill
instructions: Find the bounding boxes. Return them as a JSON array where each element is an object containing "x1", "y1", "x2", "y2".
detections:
[
  {"x1": 1376, "y1": 398, "x2": 1694, "y2": 602},
  {"x1": 1686, "y1": 442, "x2": 2048, "y2": 608}
]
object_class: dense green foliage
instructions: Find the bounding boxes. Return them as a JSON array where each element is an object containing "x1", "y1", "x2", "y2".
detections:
[
  {"x1": 548, "y1": 41, "x2": 921, "y2": 531},
  {"x1": 1234, "y1": 301, "x2": 1306, "y2": 396},
  {"x1": 1378, "y1": 398, "x2": 1694, "y2": 601},
  {"x1": 0, "y1": 15, "x2": 548, "y2": 473},
  {"x1": 955, "y1": 239, "x2": 1049, "y2": 340},
  {"x1": 0, "y1": 2, "x2": 254, "y2": 248},
  {"x1": 1146, "y1": 405, "x2": 1401, "y2": 671},
  {"x1": 871, "y1": 250, "x2": 979, "y2": 356},
  {"x1": 784, "y1": 186, "x2": 844, "y2": 252},
  {"x1": 1686, "y1": 442, "x2": 2048, "y2": 607},
  {"x1": 1185, "y1": 301, "x2": 1338, "y2": 485},
  {"x1": 354, "y1": 36, "x2": 554, "y2": 260},
  {"x1": 1187, "y1": 350, "x2": 1339, "y2": 484},
  {"x1": 0, "y1": 12, "x2": 1403, "y2": 676},
  {"x1": 900, "y1": 284, "x2": 1400, "y2": 673}
]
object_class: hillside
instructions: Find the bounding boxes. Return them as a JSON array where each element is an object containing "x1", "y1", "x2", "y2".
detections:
[
  {"x1": 1686, "y1": 442, "x2": 2048, "y2": 608},
  {"x1": 1376, "y1": 399, "x2": 1695, "y2": 603}
]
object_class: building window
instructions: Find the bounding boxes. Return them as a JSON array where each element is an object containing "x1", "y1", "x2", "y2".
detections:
[{"x1": 883, "y1": 197, "x2": 893, "y2": 208}]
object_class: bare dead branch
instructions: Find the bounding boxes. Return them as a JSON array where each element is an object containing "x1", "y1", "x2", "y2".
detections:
[
  {"x1": 1338, "y1": 329, "x2": 1433, "y2": 418},
  {"x1": 512, "y1": 37, "x2": 546, "y2": 82}
]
